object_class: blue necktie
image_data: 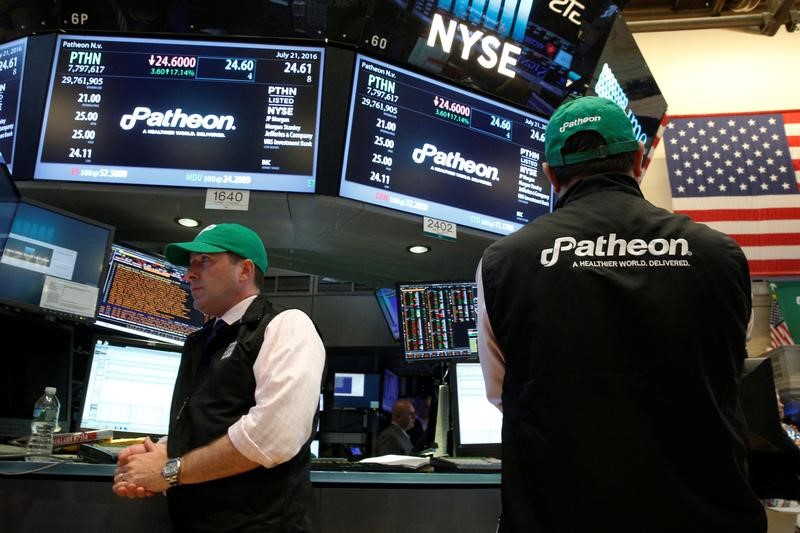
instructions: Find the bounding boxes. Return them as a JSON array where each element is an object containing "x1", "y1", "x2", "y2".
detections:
[{"x1": 205, "y1": 319, "x2": 227, "y2": 346}]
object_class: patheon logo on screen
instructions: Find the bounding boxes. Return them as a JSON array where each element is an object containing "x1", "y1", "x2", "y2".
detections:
[{"x1": 119, "y1": 107, "x2": 236, "y2": 131}]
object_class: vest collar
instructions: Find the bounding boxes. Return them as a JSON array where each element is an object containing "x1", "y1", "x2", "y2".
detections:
[{"x1": 554, "y1": 173, "x2": 643, "y2": 210}]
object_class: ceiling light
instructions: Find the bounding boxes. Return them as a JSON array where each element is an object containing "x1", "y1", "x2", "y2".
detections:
[
  {"x1": 176, "y1": 217, "x2": 200, "y2": 228},
  {"x1": 407, "y1": 245, "x2": 430, "y2": 254}
]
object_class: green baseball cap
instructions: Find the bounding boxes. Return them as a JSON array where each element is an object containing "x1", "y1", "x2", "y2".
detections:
[
  {"x1": 545, "y1": 96, "x2": 639, "y2": 167},
  {"x1": 164, "y1": 223, "x2": 268, "y2": 273}
]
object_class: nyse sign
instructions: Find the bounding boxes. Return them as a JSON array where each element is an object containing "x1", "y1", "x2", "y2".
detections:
[{"x1": 426, "y1": 13, "x2": 521, "y2": 78}]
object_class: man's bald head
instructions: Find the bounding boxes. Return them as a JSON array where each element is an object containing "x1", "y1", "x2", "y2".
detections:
[{"x1": 392, "y1": 399, "x2": 416, "y2": 431}]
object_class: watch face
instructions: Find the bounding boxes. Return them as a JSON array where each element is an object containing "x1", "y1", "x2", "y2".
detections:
[{"x1": 163, "y1": 458, "x2": 180, "y2": 477}]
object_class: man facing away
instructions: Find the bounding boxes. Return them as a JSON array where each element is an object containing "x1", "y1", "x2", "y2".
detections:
[
  {"x1": 112, "y1": 223, "x2": 325, "y2": 532},
  {"x1": 477, "y1": 96, "x2": 766, "y2": 533}
]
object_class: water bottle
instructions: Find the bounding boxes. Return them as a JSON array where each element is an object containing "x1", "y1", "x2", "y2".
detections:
[{"x1": 25, "y1": 387, "x2": 61, "y2": 462}]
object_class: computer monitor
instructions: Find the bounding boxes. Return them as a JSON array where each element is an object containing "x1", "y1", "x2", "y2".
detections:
[
  {"x1": 79, "y1": 336, "x2": 182, "y2": 436},
  {"x1": 34, "y1": 34, "x2": 324, "y2": 193},
  {"x1": 740, "y1": 357, "x2": 785, "y2": 452},
  {"x1": 374, "y1": 287, "x2": 399, "y2": 341},
  {"x1": 382, "y1": 368, "x2": 400, "y2": 413},
  {"x1": 0, "y1": 198, "x2": 114, "y2": 322},
  {"x1": 0, "y1": 36, "x2": 27, "y2": 174},
  {"x1": 451, "y1": 361, "x2": 502, "y2": 458},
  {"x1": 94, "y1": 243, "x2": 205, "y2": 345},
  {"x1": 0, "y1": 163, "x2": 19, "y2": 252},
  {"x1": 740, "y1": 356, "x2": 800, "y2": 499},
  {"x1": 332, "y1": 372, "x2": 380, "y2": 410},
  {"x1": 397, "y1": 280, "x2": 479, "y2": 362}
]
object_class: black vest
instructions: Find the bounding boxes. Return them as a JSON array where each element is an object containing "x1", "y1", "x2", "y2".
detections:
[
  {"x1": 481, "y1": 174, "x2": 765, "y2": 533},
  {"x1": 167, "y1": 295, "x2": 316, "y2": 532}
]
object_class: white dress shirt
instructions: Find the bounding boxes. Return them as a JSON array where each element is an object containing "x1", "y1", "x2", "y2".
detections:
[
  {"x1": 221, "y1": 296, "x2": 326, "y2": 468},
  {"x1": 476, "y1": 259, "x2": 505, "y2": 412}
]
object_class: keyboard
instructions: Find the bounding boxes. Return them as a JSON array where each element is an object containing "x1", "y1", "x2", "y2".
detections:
[
  {"x1": 430, "y1": 456, "x2": 502, "y2": 473},
  {"x1": 311, "y1": 458, "x2": 421, "y2": 472}
]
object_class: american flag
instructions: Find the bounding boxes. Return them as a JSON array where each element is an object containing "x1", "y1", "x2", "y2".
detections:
[
  {"x1": 770, "y1": 292, "x2": 796, "y2": 348},
  {"x1": 663, "y1": 110, "x2": 800, "y2": 276}
]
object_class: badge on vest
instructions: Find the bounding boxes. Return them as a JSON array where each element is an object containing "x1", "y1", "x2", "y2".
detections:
[{"x1": 220, "y1": 342, "x2": 237, "y2": 360}]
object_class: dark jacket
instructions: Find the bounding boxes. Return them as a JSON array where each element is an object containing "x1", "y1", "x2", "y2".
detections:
[
  {"x1": 167, "y1": 295, "x2": 316, "y2": 532},
  {"x1": 375, "y1": 423, "x2": 413, "y2": 456},
  {"x1": 481, "y1": 174, "x2": 766, "y2": 533}
]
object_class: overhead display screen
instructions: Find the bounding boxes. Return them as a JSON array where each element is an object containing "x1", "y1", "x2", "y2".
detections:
[
  {"x1": 34, "y1": 35, "x2": 324, "y2": 192},
  {"x1": 0, "y1": 37, "x2": 27, "y2": 174},
  {"x1": 340, "y1": 55, "x2": 552, "y2": 235},
  {"x1": 581, "y1": 14, "x2": 667, "y2": 170},
  {"x1": 354, "y1": 1, "x2": 624, "y2": 116}
]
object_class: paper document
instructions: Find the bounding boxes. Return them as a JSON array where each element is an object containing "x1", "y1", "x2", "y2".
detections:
[{"x1": 360, "y1": 455, "x2": 430, "y2": 469}]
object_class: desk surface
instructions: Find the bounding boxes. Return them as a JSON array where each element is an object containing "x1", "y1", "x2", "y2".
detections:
[{"x1": 0, "y1": 460, "x2": 501, "y2": 486}]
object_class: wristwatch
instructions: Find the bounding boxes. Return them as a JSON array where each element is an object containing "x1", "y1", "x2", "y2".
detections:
[{"x1": 162, "y1": 457, "x2": 182, "y2": 488}]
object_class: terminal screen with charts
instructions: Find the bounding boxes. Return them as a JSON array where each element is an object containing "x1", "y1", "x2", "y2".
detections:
[
  {"x1": 340, "y1": 55, "x2": 552, "y2": 236},
  {"x1": 34, "y1": 34, "x2": 324, "y2": 193},
  {"x1": 397, "y1": 281, "x2": 479, "y2": 362}
]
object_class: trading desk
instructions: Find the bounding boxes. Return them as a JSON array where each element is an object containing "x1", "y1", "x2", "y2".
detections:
[{"x1": 0, "y1": 462, "x2": 501, "y2": 533}]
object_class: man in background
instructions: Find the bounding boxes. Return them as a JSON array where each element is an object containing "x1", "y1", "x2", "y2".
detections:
[
  {"x1": 112, "y1": 223, "x2": 325, "y2": 532},
  {"x1": 477, "y1": 96, "x2": 766, "y2": 532},
  {"x1": 375, "y1": 398, "x2": 416, "y2": 456}
]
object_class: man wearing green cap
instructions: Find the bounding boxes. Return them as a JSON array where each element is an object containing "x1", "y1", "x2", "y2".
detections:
[
  {"x1": 111, "y1": 223, "x2": 325, "y2": 532},
  {"x1": 477, "y1": 97, "x2": 765, "y2": 532}
]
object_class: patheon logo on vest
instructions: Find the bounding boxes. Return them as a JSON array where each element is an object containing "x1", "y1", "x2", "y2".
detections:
[{"x1": 540, "y1": 233, "x2": 691, "y2": 267}]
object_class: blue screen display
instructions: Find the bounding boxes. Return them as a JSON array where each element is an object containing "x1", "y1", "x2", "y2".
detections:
[{"x1": 0, "y1": 200, "x2": 113, "y2": 321}]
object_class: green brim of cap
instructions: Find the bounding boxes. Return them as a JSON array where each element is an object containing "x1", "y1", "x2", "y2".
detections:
[{"x1": 164, "y1": 241, "x2": 228, "y2": 267}]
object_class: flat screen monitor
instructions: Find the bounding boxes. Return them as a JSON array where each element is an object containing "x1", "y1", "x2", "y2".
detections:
[
  {"x1": 34, "y1": 34, "x2": 325, "y2": 193},
  {"x1": 0, "y1": 163, "x2": 18, "y2": 252},
  {"x1": 79, "y1": 336, "x2": 182, "y2": 436},
  {"x1": 578, "y1": 14, "x2": 668, "y2": 170},
  {"x1": 374, "y1": 287, "x2": 400, "y2": 341},
  {"x1": 0, "y1": 37, "x2": 27, "y2": 174},
  {"x1": 339, "y1": 54, "x2": 552, "y2": 236},
  {"x1": 397, "y1": 280, "x2": 478, "y2": 362},
  {"x1": 740, "y1": 357, "x2": 786, "y2": 452},
  {"x1": 451, "y1": 361, "x2": 502, "y2": 457},
  {"x1": 333, "y1": 372, "x2": 380, "y2": 410},
  {"x1": 0, "y1": 199, "x2": 114, "y2": 322},
  {"x1": 382, "y1": 368, "x2": 400, "y2": 412},
  {"x1": 739, "y1": 356, "x2": 800, "y2": 499},
  {"x1": 354, "y1": 1, "x2": 623, "y2": 116},
  {"x1": 95, "y1": 243, "x2": 205, "y2": 345}
]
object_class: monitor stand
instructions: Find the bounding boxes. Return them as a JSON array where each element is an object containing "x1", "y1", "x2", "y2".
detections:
[{"x1": 433, "y1": 383, "x2": 450, "y2": 457}]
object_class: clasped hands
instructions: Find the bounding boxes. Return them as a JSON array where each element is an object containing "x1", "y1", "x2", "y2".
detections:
[{"x1": 112, "y1": 436, "x2": 169, "y2": 498}]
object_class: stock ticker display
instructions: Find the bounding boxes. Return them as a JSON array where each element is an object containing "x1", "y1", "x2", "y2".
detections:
[
  {"x1": 0, "y1": 37, "x2": 26, "y2": 174},
  {"x1": 339, "y1": 55, "x2": 552, "y2": 236},
  {"x1": 95, "y1": 243, "x2": 204, "y2": 346},
  {"x1": 34, "y1": 35, "x2": 324, "y2": 192},
  {"x1": 398, "y1": 281, "x2": 479, "y2": 362}
]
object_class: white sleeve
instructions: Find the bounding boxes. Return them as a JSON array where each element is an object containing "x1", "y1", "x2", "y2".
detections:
[
  {"x1": 228, "y1": 309, "x2": 325, "y2": 467},
  {"x1": 476, "y1": 260, "x2": 505, "y2": 412}
]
